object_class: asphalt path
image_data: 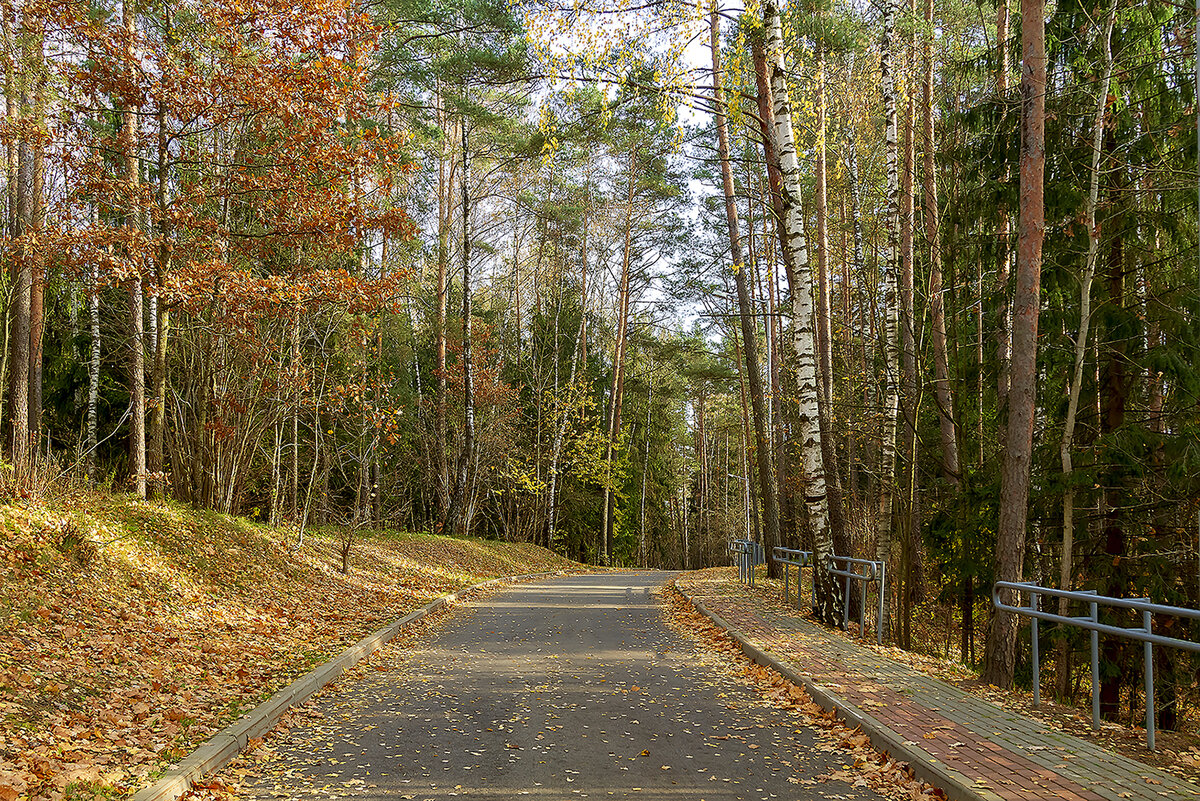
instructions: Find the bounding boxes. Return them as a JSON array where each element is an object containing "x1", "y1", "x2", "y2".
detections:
[{"x1": 237, "y1": 572, "x2": 876, "y2": 801}]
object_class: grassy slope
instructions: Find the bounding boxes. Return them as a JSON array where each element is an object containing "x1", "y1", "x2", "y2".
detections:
[{"x1": 0, "y1": 492, "x2": 581, "y2": 800}]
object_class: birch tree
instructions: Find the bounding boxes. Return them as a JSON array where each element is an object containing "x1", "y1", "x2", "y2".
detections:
[
  {"x1": 764, "y1": 0, "x2": 840, "y2": 625},
  {"x1": 876, "y1": 0, "x2": 902, "y2": 639}
]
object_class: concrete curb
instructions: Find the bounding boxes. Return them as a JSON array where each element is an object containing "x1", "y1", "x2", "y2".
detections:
[
  {"x1": 672, "y1": 580, "x2": 1003, "y2": 801},
  {"x1": 132, "y1": 570, "x2": 562, "y2": 801}
]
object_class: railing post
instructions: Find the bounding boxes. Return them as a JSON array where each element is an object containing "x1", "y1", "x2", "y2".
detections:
[
  {"x1": 783, "y1": 561, "x2": 790, "y2": 604},
  {"x1": 1031, "y1": 591, "x2": 1040, "y2": 706},
  {"x1": 860, "y1": 575, "x2": 867, "y2": 636},
  {"x1": 877, "y1": 561, "x2": 886, "y2": 645},
  {"x1": 1144, "y1": 609, "x2": 1155, "y2": 751},
  {"x1": 1090, "y1": 600, "x2": 1101, "y2": 730},
  {"x1": 843, "y1": 570, "x2": 851, "y2": 629}
]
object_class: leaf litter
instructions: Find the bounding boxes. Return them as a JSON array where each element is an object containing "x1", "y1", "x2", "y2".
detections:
[
  {"x1": 660, "y1": 580, "x2": 945, "y2": 801},
  {"x1": 0, "y1": 492, "x2": 579, "y2": 801}
]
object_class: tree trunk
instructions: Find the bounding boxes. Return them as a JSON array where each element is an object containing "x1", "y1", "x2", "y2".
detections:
[
  {"x1": 435, "y1": 96, "x2": 456, "y2": 528},
  {"x1": 1099, "y1": 126, "x2": 1129, "y2": 718},
  {"x1": 639, "y1": 379, "x2": 653, "y2": 567},
  {"x1": 924, "y1": 0, "x2": 959, "y2": 488},
  {"x1": 446, "y1": 120, "x2": 474, "y2": 537},
  {"x1": 28, "y1": 37, "x2": 45, "y2": 457},
  {"x1": 876, "y1": 0, "x2": 903, "y2": 641},
  {"x1": 291, "y1": 301, "x2": 301, "y2": 519},
  {"x1": 731, "y1": 322, "x2": 760, "y2": 544},
  {"x1": 1057, "y1": 0, "x2": 1115, "y2": 699},
  {"x1": 712, "y1": 4, "x2": 781, "y2": 573},
  {"x1": 546, "y1": 296, "x2": 586, "y2": 551},
  {"x1": 750, "y1": 33, "x2": 802, "y2": 552},
  {"x1": 150, "y1": 26, "x2": 172, "y2": 496},
  {"x1": 982, "y1": 0, "x2": 1045, "y2": 688},
  {"x1": 27, "y1": 210, "x2": 42, "y2": 461},
  {"x1": 899, "y1": 6, "x2": 923, "y2": 646},
  {"x1": 764, "y1": 0, "x2": 840, "y2": 622},
  {"x1": 812, "y1": 36, "x2": 850, "y2": 563},
  {"x1": 846, "y1": 129, "x2": 867, "y2": 505},
  {"x1": 8, "y1": 126, "x2": 31, "y2": 478},
  {"x1": 996, "y1": 0, "x2": 1013, "y2": 422},
  {"x1": 601, "y1": 146, "x2": 637, "y2": 565},
  {"x1": 86, "y1": 209, "x2": 101, "y2": 481},
  {"x1": 123, "y1": 0, "x2": 146, "y2": 499}
]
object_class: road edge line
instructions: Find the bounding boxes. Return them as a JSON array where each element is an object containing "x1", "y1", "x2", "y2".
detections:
[
  {"x1": 131, "y1": 570, "x2": 563, "y2": 801},
  {"x1": 671, "y1": 579, "x2": 1003, "y2": 801}
]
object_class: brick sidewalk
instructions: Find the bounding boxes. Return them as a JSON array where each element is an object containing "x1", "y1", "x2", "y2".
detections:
[{"x1": 676, "y1": 571, "x2": 1200, "y2": 801}]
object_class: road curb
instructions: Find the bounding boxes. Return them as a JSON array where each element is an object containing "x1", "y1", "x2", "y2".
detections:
[
  {"x1": 132, "y1": 570, "x2": 562, "y2": 801},
  {"x1": 672, "y1": 580, "x2": 1003, "y2": 801}
]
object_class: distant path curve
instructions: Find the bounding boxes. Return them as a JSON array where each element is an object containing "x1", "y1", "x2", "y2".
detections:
[{"x1": 236, "y1": 571, "x2": 873, "y2": 801}]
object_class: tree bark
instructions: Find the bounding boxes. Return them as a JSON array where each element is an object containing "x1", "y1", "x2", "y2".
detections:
[
  {"x1": 8, "y1": 117, "x2": 31, "y2": 478},
  {"x1": 996, "y1": 0, "x2": 1013, "y2": 421},
  {"x1": 764, "y1": 0, "x2": 840, "y2": 623},
  {"x1": 876, "y1": 0, "x2": 903, "y2": 641},
  {"x1": 924, "y1": 0, "x2": 959, "y2": 488},
  {"x1": 150, "y1": 14, "x2": 172, "y2": 495},
  {"x1": 982, "y1": 0, "x2": 1044, "y2": 688},
  {"x1": 123, "y1": 0, "x2": 146, "y2": 499},
  {"x1": 435, "y1": 95, "x2": 456, "y2": 528},
  {"x1": 27, "y1": 101, "x2": 43, "y2": 458},
  {"x1": 601, "y1": 146, "x2": 637, "y2": 565},
  {"x1": 86, "y1": 209, "x2": 101, "y2": 481},
  {"x1": 711, "y1": 3, "x2": 781, "y2": 574},
  {"x1": 1056, "y1": 0, "x2": 1115, "y2": 699},
  {"x1": 26, "y1": 26, "x2": 44, "y2": 457},
  {"x1": 846, "y1": 130, "x2": 867, "y2": 504},
  {"x1": 898, "y1": 5, "x2": 922, "y2": 646},
  {"x1": 812, "y1": 35, "x2": 850, "y2": 563},
  {"x1": 445, "y1": 120, "x2": 474, "y2": 537}
]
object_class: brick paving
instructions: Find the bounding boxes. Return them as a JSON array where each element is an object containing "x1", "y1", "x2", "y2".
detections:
[{"x1": 676, "y1": 572, "x2": 1200, "y2": 801}]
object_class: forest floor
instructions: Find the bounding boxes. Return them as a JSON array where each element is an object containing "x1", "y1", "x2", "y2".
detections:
[
  {"x1": 0, "y1": 491, "x2": 581, "y2": 801},
  {"x1": 696, "y1": 566, "x2": 1200, "y2": 784}
]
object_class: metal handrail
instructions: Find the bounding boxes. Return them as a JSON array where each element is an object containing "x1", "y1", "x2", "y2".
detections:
[
  {"x1": 828, "y1": 555, "x2": 886, "y2": 645},
  {"x1": 993, "y1": 580, "x2": 1200, "y2": 751},
  {"x1": 730, "y1": 539, "x2": 765, "y2": 586},
  {"x1": 773, "y1": 547, "x2": 812, "y2": 612},
  {"x1": 769, "y1": 548, "x2": 885, "y2": 645}
]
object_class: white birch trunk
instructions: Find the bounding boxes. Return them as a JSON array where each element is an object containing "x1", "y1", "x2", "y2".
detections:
[
  {"x1": 876, "y1": 0, "x2": 902, "y2": 641},
  {"x1": 764, "y1": 0, "x2": 841, "y2": 626},
  {"x1": 87, "y1": 256, "x2": 101, "y2": 481}
]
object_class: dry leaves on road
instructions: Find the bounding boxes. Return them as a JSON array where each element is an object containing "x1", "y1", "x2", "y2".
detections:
[{"x1": 663, "y1": 582, "x2": 944, "y2": 801}]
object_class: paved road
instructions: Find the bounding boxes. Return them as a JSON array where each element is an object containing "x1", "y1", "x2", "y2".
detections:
[{"x1": 237, "y1": 572, "x2": 876, "y2": 801}]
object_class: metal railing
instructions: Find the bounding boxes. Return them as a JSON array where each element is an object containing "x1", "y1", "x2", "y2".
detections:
[
  {"x1": 770, "y1": 548, "x2": 885, "y2": 645},
  {"x1": 773, "y1": 547, "x2": 813, "y2": 609},
  {"x1": 993, "y1": 581, "x2": 1200, "y2": 750},
  {"x1": 828, "y1": 555, "x2": 886, "y2": 645},
  {"x1": 730, "y1": 539, "x2": 765, "y2": 586}
]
